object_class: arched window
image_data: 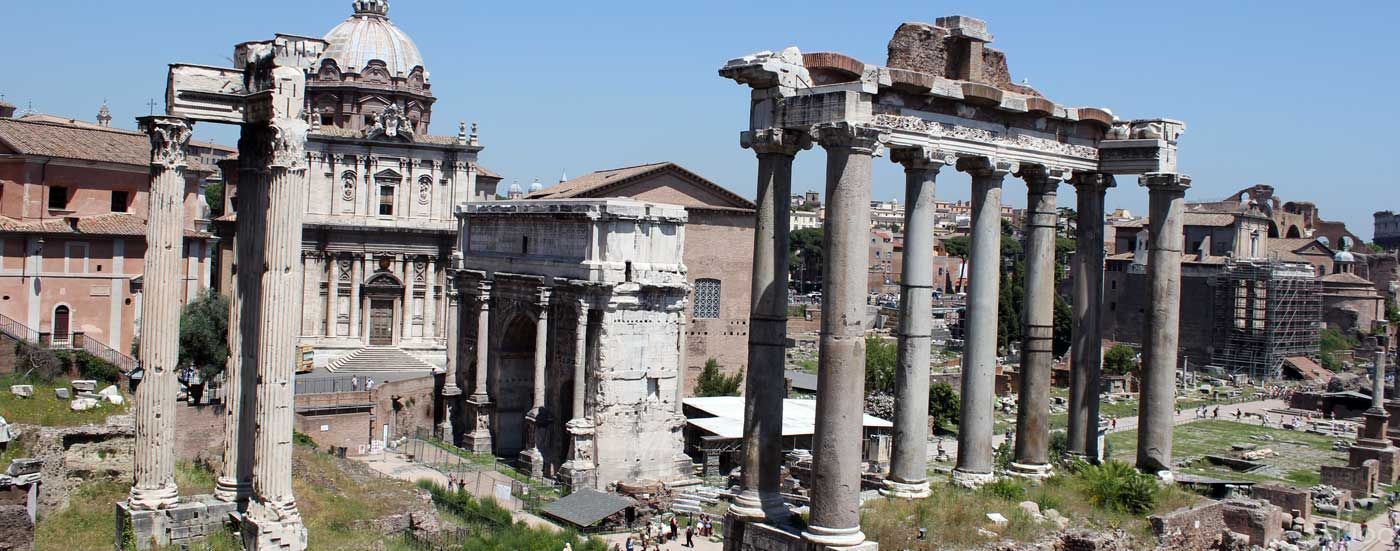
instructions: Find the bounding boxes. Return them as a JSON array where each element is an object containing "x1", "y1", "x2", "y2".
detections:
[
  {"x1": 53, "y1": 305, "x2": 71, "y2": 343},
  {"x1": 693, "y1": 279, "x2": 721, "y2": 319}
]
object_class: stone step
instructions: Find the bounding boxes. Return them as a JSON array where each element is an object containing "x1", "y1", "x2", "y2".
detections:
[
  {"x1": 671, "y1": 502, "x2": 703, "y2": 514},
  {"x1": 326, "y1": 347, "x2": 436, "y2": 373}
]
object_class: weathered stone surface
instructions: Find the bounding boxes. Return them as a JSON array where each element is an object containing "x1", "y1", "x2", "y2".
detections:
[
  {"x1": 69, "y1": 398, "x2": 99, "y2": 411},
  {"x1": 1251, "y1": 484, "x2": 1312, "y2": 521},
  {"x1": 1149, "y1": 501, "x2": 1228, "y2": 551},
  {"x1": 13, "y1": 421, "x2": 134, "y2": 514},
  {"x1": 8, "y1": 386, "x2": 32, "y2": 398},
  {"x1": 70, "y1": 380, "x2": 97, "y2": 393},
  {"x1": 116, "y1": 496, "x2": 237, "y2": 551},
  {"x1": 885, "y1": 21, "x2": 1040, "y2": 97},
  {"x1": 1221, "y1": 498, "x2": 1284, "y2": 548},
  {"x1": 0, "y1": 504, "x2": 34, "y2": 551}
]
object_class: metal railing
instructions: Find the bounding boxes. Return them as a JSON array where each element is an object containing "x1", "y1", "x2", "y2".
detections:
[
  {"x1": 293, "y1": 376, "x2": 363, "y2": 395},
  {"x1": 0, "y1": 311, "x2": 138, "y2": 372}
]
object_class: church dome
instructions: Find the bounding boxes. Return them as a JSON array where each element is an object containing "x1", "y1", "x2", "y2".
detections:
[{"x1": 321, "y1": 1, "x2": 426, "y2": 78}]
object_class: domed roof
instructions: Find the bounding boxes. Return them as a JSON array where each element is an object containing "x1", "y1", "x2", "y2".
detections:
[{"x1": 321, "y1": 1, "x2": 425, "y2": 78}]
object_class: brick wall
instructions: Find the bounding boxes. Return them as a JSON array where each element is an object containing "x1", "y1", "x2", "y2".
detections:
[
  {"x1": 1149, "y1": 501, "x2": 1228, "y2": 551},
  {"x1": 1321, "y1": 460, "x2": 1378, "y2": 497},
  {"x1": 173, "y1": 402, "x2": 226, "y2": 464},
  {"x1": 295, "y1": 411, "x2": 372, "y2": 455},
  {"x1": 1221, "y1": 499, "x2": 1283, "y2": 547},
  {"x1": 1251, "y1": 484, "x2": 1312, "y2": 520},
  {"x1": 377, "y1": 375, "x2": 438, "y2": 440},
  {"x1": 682, "y1": 210, "x2": 753, "y2": 391}
]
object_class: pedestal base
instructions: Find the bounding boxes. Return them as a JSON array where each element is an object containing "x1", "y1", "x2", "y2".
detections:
[
  {"x1": 951, "y1": 468, "x2": 996, "y2": 488},
  {"x1": 240, "y1": 501, "x2": 307, "y2": 551},
  {"x1": 725, "y1": 517, "x2": 878, "y2": 551},
  {"x1": 1349, "y1": 443, "x2": 1400, "y2": 485},
  {"x1": 802, "y1": 524, "x2": 868, "y2": 548},
  {"x1": 559, "y1": 461, "x2": 596, "y2": 490},
  {"x1": 519, "y1": 448, "x2": 545, "y2": 480},
  {"x1": 116, "y1": 495, "x2": 237, "y2": 551},
  {"x1": 212, "y1": 477, "x2": 250, "y2": 508},
  {"x1": 1007, "y1": 462, "x2": 1054, "y2": 480},
  {"x1": 879, "y1": 478, "x2": 931, "y2": 498},
  {"x1": 729, "y1": 490, "x2": 790, "y2": 523}
]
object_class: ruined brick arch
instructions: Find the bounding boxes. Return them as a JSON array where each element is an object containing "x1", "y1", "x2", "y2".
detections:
[{"x1": 1286, "y1": 225, "x2": 1302, "y2": 239}]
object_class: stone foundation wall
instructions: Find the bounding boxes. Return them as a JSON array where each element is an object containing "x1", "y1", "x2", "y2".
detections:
[
  {"x1": 294, "y1": 410, "x2": 372, "y2": 454},
  {"x1": 23, "y1": 420, "x2": 134, "y2": 514},
  {"x1": 116, "y1": 495, "x2": 236, "y2": 550},
  {"x1": 1221, "y1": 499, "x2": 1283, "y2": 547},
  {"x1": 376, "y1": 375, "x2": 438, "y2": 440},
  {"x1": 1321, "y1": 461, "x2": 1378, "y2": 497},
  {"x1": 1251, "y1": 484, "x2": 1312, "y2": 520},
  {"x1": 1149, "y1": 500, "x2": 1228, "y2": 551},
  {"x1": 0, "y1": 503, "x2": 34, "y2": 551}
]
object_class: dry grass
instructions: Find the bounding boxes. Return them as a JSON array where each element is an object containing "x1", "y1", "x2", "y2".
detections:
[{"x1": 293, "y1": 443, "x2": 426, "y2": 550}]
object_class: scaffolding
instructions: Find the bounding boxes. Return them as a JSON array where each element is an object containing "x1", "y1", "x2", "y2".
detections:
[{"x1": 1210, "y1": 259, "x2": 1322, "y2": 381}]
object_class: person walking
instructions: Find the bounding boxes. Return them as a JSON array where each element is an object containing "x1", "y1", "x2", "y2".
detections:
[
  {"x1": 367, "y1": 377, "x2": 375, "y2": 392},
  {"x1": 351, "y1": 375, "x2": 359, "y2": 391},
  {"x1": 685, "y1": 524, "x2": 695, "y2": 548}
]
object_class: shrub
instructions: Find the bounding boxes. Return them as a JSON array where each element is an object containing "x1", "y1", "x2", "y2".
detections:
[
  {"x1": 1104, "y1": 345, "x2": 1138, "y2": 375},
  {"x1": 1073, "y1": 461, "x2": 1159, "y2": 515},
  {"x1": 292, "y1": 431, "x2": 318, "y2": 450},
  {"x1": 693, "y1": 359, "x2": 742, "y2": 397},
  {"x1": 981, "y1": 478, "x2": 1026, "y2": 501},
  {"x1": 865, "y1": 336, "x2": 897, "y2": 393},
  {"x1": 928, "y1": 382, "x2": 960, "y2": 429},
  {"x1": 55, "y1": 350, "x2": 120, "y2": 383}
]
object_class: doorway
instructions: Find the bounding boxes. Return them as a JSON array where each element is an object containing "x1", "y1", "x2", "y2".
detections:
[
  {"x1": 53, "y1": 305, "x2": 71, "y2": 344},
  {"x1": 369, "y1": 300, "x2": 394, "y2": 345}
]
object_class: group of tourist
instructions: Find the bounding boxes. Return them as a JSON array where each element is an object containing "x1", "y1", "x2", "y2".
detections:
[{"x1": 620, "y1": 515, "x2": 713, "y2": 550}]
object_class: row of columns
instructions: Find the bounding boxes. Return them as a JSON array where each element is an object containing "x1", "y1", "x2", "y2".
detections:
[
  {"x1": 321, "y1": 255, "x2": 443, "y2": 341},
  {"x1": 128, "y1": 112, "x2": 313, "y2": 547},
  {"x1": 728, "y1": 121, "x2": 1190, "y2": 548}
]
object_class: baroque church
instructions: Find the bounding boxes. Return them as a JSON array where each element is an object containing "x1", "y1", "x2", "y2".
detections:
[{"x1": 216, "y1": 0, "x2": 503, "y2": 372}]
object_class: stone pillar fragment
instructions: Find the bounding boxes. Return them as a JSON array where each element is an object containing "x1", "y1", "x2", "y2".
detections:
[
  {"x1": 1011, "y1": 165, "x2": 1066, "y2": 477},
  {"x1": 953, "y1": 156, "x2": 1016, "y2": 487},
  {"x1": 1066, "y1": 174, "x2": 1114, "y2": 461},
  {"x1": 465, "y1": 281, "x2": 493, "y2": 453},
  {"x1": 521, "y1": 287, "x2": 551, "y2": 480},
  {"x1": 730, "y1": 128, "x2": 809, "y2": 522},
  {"x1": 129, "y1": 115, "x2": 192, "y2": 510},
  {"x1": 803, "y1": 122, "x2": 884, "y2": 548},
  {"x1": 241, "y1": 114, "x2": 312, "y2": 550},
  {"x1": 1135, "y1": 173, "x2": 1190, "y2": 474},
  {"x1": 883, "y1": 146, "x2": 952, "y2": 498}
]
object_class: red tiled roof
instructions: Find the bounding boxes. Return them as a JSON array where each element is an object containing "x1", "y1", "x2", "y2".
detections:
[
  {"x1": 0, "y1": 213, "x2": 210, "y2": 238},
  {"x1": 0, "y1": 117, "x2": 148, "y2": 166},
  {"x1": 526, "y1": 162, "x2": 755, "y2": 210}
]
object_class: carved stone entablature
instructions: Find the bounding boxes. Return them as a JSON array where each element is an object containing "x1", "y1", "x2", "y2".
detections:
[
  {"x1": 458, "y1": 199, "x2": 689, "y2": 224},
  {"x1": 719, "y1": 47, "x2": 812, "y2": 92},
  {"x1": 141, "y1": 116, "x2": 193, "y2": 169},
  {"x1": 1099, "y1": 119, "x2": 1184, "y2": 175},
  {"x1": 740, "y1": 127, "x2": 812, "y2": 157},
  {"x1": 957, "y1": 155, "x2": 1019, "y2": 178},
  {"x1": 868, "y1": 113, "x2": 1100, "y2": 172},
  {"x1": 890, "y1": 145, "x2": 957, "y2": 170}
]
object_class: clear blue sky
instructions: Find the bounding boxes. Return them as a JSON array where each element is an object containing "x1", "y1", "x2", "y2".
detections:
[{"x1": 5, "y1": 0, "x2": 1397, "y2": 237}]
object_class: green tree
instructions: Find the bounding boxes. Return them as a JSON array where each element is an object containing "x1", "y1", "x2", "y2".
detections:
[
  {"x1": 1386, "y1": 296, "x2": 1399, "y2": 325},
  {"x1": 179, "y1": 289, "x2": 230, "y2": 379},
  {"x1": 693, "y1": 358, "x2": 743, "y2": 397},
  {"x1": 1052, "y1": 294, "x2": 1073, "y2": 357},
  {"x1": 865, "y1": 335, "x2": 897, "y2": 393},
  {"x1": 1103, "y1": 344, "x2": 1137, "y2": 375},
  {"x1": 928, "y1": 382, "x2": 960, "y2": 429},
  {"x1": 204, "y1": 182, "x2": 225, "y2": 218},
  {"x1": 789, "y1": 227, "x2": 825, "y2": 290},
  {"x1": 941, "y1": 235, "x2": 969, "y2": 259}
]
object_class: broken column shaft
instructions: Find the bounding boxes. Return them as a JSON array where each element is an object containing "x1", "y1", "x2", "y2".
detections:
[
  {"x1": 1135, "y1": 173, "x2": 1190, "y2": 474},
  {"x1": 803, "y1": 122, "x2": 882, "y2": 548},
  {"x1": 129, "y1": 116, "x2": 192, "y2": 510}
]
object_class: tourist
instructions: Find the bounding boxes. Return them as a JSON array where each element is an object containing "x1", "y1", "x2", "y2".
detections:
[
  {"x1": 1362, "y1": 521, "x2": 1369, "y2": 538},
  {"x1": 367, "y1": 377, "x2": 375, "y2": 392},
  {"x1": 670, "y1": 517, "x2": 679, "y2": 539},
  {"x1": 351, "y1": 375, "x2": 359, "y2": 391},
  {"x1": 1214, "y1": 407, "x2": 1220, "y2": 419},
  {"x1": 1391, "y1": 509, "x2": 1399, "y2": 527},
  {"x1": 625, "y1": 536, "x2": 635, "y2": 551},
  {"x1": 685, "y1": 524, "x2": 695, "y2": 547}
]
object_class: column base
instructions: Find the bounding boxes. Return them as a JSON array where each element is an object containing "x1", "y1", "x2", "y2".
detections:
[
  {"x1": 725, "y1": 517, "x2": 878, "y2": 551},
  {"x1": 127, "y1": 483, "x2": 181, "y2": 511},
  {"x1": 117, "y1": 495, "x2": 237, "y2": 551},
  {"x1": 212, "y1": 477, "x2": 250, "y2": 506},
  {"x1": 519, "y1": 448, "x2": 545, "y2": 480},
  {"x1": 1007, "y1": 462, "x2": 1054, "y2": 480},
  {"x1": 879, "y1": 478, "x2": 931, "y2": 499},
  {"x1": 951, "y1": 468, "x2": 996, "y2": 489},
  {"x1": 559, "y1": 461, "x2": 596, "y2": 490},
  {"x1": 729, "y1": 490, "x2": 790, "y2": 522},
  {"x1": 442, "y1": 384, "x2": 462, "y2": 397},
  {"x1": 241, "y1": 499, "x2": 307, "y2": 551},
  {"x1": 465, "y1": 399, "x2": 493, "y2": 453},
  {"x1": 802, "y1": 524, "x2": 869, "y2": 548}
]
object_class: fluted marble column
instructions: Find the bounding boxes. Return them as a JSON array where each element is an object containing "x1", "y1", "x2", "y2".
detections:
[
  {"x1": 561, "y1": 300, "x2": 596, "y2": 488},
  {"x1": 243, "y1": 116, "x2": 311, "y2": 548},
  {"x1": 129, "y1": 115, "x2": 192, "y2": 510},
  {"x1": 730, "y1": 128, "x2": 809, "y2": 522},
  {"x1": 325, "y1": 256, "x2": 338, "y2": 338},
  {"x1": 215, "y1": 140, "x2": 262, "y2": 505},
  {"x1": 465, "y1": 280, "x2": 493, "y2": 453},
  {"x1": 1136, "y1": 173, "x2": 1190, "y2": 474},
  {"x1": 1011, "y1": 166, "x2": 1066, "y2": 477},
  {"x1": 522, "y1": 287, "x2": 551, "y2": 479},
  {"x1": 440, "y1": 277, "x2": 462, "y2": 442},
  {"x1": 884, "y1": 146, "x2": 952, "y2": 498},
  {"x1": 953, "y1": 156, "x2": 1016, "y2": 487},
  {"x1": 803, "y1": 122, "x2": 884, "y2": 548},
  {"x1": 1066, "y1": 174, "x2": 1114, "y2": 461}
]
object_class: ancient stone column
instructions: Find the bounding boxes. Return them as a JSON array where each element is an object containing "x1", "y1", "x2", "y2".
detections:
[
  {"x1": 242, "y1": 115, "x2": 311, "y2": 549},
  {"x1": 215, "y1": 147, "x2": 263, "y2": 505},
  {"x1": 730, "y1": 128, "x2": 809, "y2": 522},
  {"x1": 440, "y1": 277, "x2": 461, "y2": 442},
  {"x1": 522, "y1": 287, "x2": 551, "y2": 479},
  {"x1": 561, "y1": 300, "x2": 596, "y2": 488},
  {"x1": 1011, "y1": 166, "x2": 1066, "y2": 478},
  {"x1": 128, "y1": 115, "x2": 192, "y2": 510},
  {"x1": 1135, "y1": 173, "x2": 1190, "y2": 474},
  {"x1": 465, "y1": 281, "x2": 493, "y2": 453},
  {"x1": 883, "y1": 146, "x2": 952, "y2": 499},
  {"x1": 954, "y1": 156, "x2": 1016, "y2": 487},
  {"x1": 325, "y1": 256, "x2": 338, "y2": 338},
  {"x1": 401, "y1": 257, "x2": 415, "y2": 340},
  {"x1": 803, "y1": 122, "x2": 884, "y2": 548},
  {"x1": 1066, "y1": 174, "x2": 1114, "y2": 461},
  {"x1": 349, "y1": 257, "x2": 363, "y2": 338}
]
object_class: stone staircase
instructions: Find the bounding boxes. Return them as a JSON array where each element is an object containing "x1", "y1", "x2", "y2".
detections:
[
  {"x1": 325, "y1": 347, "x2": 436, "y2": 374},
  {"x1": 672, "y1": 486, "x2": 723, "y2": 515}
]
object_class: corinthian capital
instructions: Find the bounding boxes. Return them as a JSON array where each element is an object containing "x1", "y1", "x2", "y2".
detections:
[
  {"x1": 812, "y1": 122, "x2": 887, "y2": 156},
  {"x1": 1139, "y1": 172, "x2": 1191, "y2": 192},
  {"x1": 889, "y1": 146, "x2": 955, "y2": 171},
  {"x1": 140, "y1": 116, "x2": 193, "y2": 169},
  {"x1": 956, "y1": 155, "x2": 1018, "y2": 178},
  {"x1": 267, "y1": 118, "x2": 310, "y2": 170},
  {"x1": 1016, "y1": 164, "x2": 1072, "y2": 192},
  {"x1": 741, "y1": 128, "x2": 812, "y2": 157},
  {"x1": 1070, "y1": 172, "x2": 1117, "y2": 193}
]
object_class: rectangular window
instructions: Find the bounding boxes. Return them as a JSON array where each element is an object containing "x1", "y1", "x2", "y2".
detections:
[
  {"x1": 49, "y1": 186, "x2": 68, "y2": 210},
  {"x1": 111, "y1": 190, "x2": 129, "y2": 213},
  {"x1": 64, "y1": 242, "x2": 90, "y2": 274},
  {"x1": 378, "y1": 186, "x2": 394, "y2": 216},
  {"x1": 693, "y1": 278, "x2": 721, "y2": 319}
]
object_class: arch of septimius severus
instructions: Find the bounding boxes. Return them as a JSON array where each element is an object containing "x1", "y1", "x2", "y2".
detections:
[{"x1": 719, "y1": 16, "x2": 1186, "y2": 550}]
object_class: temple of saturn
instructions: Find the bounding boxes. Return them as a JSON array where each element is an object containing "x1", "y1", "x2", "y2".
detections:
[
  {"x1": 115, "y1": 36, "x2": 337, "y2": 550},
  {"x1": 719, "y1": 17, "x2": 1187, "y2": 550}
]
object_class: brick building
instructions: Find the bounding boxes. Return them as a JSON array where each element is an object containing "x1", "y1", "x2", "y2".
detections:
[
  {"x1": 527, "y1": 162, "x2": 755, "y2": 388},
  {"x1": 0, "y1": 108, "x2": 226, "y2": 364}
]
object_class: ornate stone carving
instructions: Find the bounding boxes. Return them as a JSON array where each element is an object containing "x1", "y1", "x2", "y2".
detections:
[
  {"x1": 364, "y1": 103, "x2": 416, "y2": 142},
  {"x1": 417, "y1": 175, "x2": 432, "y2": 205},
  {"x1": 414, "y1": 260, "x2": 427, "y2": 283},
  {"x1": 956, "y1": 155, "x2": 1019, "y2": 177},
  {"x1": 268, "y1": 118, "x2": 309, "y2": 169},
  {"x1": 890, "y1": 145, "x2": 956, "y2": 170},
  {"x1": 871, "y1": 113, "x2": 1099, "y2": 160},
  {"x1": 341, "y1": 172, "x2": 356, "y2": 201},
  {"x1": 812, "y1": 122, "x2": 887, "y2": 156},
  {"x1": 741, "y1": 127, "x2": 812, "y2": 157},
  {"x1": 144, "y1": 117, "x2": 193, "y2": 169}
]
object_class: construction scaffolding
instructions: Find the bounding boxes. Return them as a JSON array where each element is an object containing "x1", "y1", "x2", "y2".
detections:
[{"x1": 1210, "y1": 259, "x2": 1322, "y2": 380}]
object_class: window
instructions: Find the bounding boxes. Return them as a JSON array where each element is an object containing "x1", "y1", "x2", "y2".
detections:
[
  {"x1": 693, "y1": 278, "x2": 721, "y2": 319},
  {"x1": 378, "y1": 185, "x2": 394, "y2": 216},
  {"x1": 111, "y1": 190, "x2": 130, "y2": 213},
  {"x1": 64, "y1": 242, "x2": 90, "y2": 273},
  {"x1": 321, "y1": 114, "x2": 334, "y2": 127},
  {"x1": 49, "y1": 186, "x2": 68, "y2": 210}
]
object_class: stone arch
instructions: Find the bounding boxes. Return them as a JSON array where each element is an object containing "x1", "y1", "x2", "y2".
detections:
[
  {"x1": 492, "y1": 311, "x2": 537, "y2": 457},
  {"x1": 1286, "y1": 225, "x2": 1302, "y2": 239}
]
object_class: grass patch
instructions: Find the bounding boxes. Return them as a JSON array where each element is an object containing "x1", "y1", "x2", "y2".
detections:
[
  {"x1": 418, "y1": 481, "x2": 609, "y2": 550},
  {"x1": 1107, "y1": 420, "x2": 1344, "y2": 486},
  {"x1": 0, "y1": 374, "x2": 128, "y2": 427}
]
